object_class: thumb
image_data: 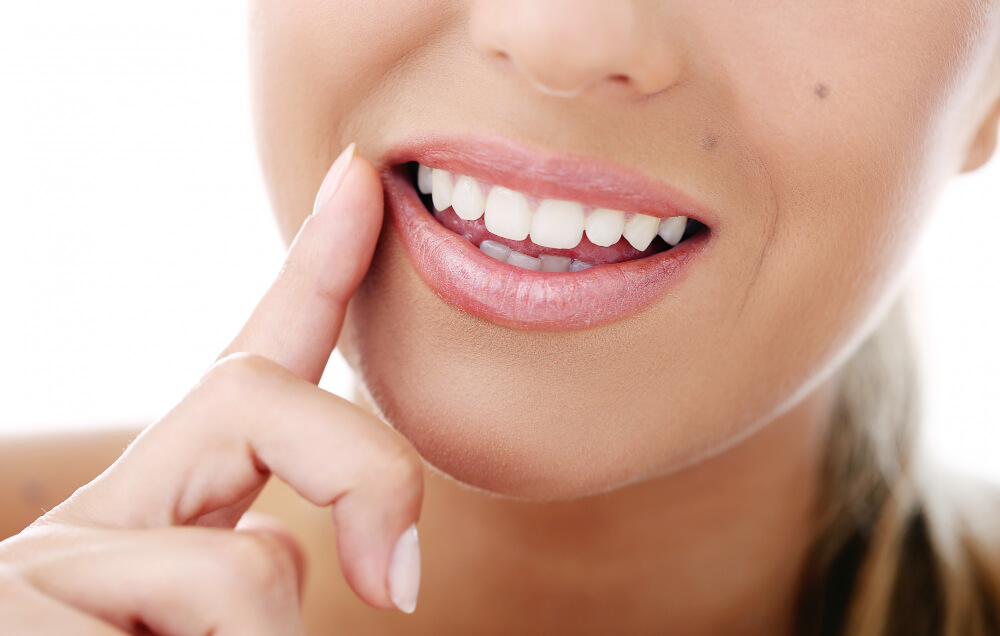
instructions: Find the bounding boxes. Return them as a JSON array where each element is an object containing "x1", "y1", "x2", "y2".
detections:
[{"x1": 236, "y1": 511, "x2": 309, "y2": 599}]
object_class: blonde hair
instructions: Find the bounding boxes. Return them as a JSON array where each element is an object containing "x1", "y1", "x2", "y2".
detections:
[{"x1": 795, "y1": 293, "x2": 1000, "y2": 634}]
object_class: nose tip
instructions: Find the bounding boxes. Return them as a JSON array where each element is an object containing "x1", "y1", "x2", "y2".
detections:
[{"x1": 471, "y1": 0, "x2": 682, "y2": 99}]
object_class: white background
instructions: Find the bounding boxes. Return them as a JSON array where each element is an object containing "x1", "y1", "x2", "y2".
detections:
[{"x1": 1, "y1": 3, "x2": 998, "y2": 484}]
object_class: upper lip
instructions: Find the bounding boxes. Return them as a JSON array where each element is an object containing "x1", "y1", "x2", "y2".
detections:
[{"x1": 380, "y1": 134, "x2": 715, "y2": 228}]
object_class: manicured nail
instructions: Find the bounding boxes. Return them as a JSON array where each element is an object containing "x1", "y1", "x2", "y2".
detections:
[
  {"x1": 312, "y1": 142, "x2": 357, "y2": 216},
  {"x1": 387, "y1": 524, "x2": 421, "y2": 614}
]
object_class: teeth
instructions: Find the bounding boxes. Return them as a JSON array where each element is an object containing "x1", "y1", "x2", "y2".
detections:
[
  {"x1": 623, "y1": 213, "x2": 660, "y2": 251},
  {"x1": 507, "y1": 250, "x2": 542, "y2": 270},
  {"x1": 485, "y1": 186, "x2": 532, "y2": 241},
  {"x1": 452, "y1": 175, "x2": 486, "y2": 221},
  {"x1": 585, "y1": 208, "x2": 625, "y2": 247},
  {"x1": 431, "y1": 169, "x2": 454, "y2": 211},
  {"x1": 419, "y1": 163, "x2": 695, "y2": 256},
  {"x1": 417, "y1": 164, "x2": 433, "y2": 195},
  {"x1": 479, "y1": 239, "x2": 511, "y2": 262},
  {"x1": 530, "y1": 199, "x2": 584, "y2": 249},
  {"x1": 658, "y1": 216, "x2": 688, "y2": 246},
  {"x1": 480, "y1": 240, "x2": 586, "y2": 273},
  {"x1": 539, "y1": 254, "x2": 573, "y2": 272}
]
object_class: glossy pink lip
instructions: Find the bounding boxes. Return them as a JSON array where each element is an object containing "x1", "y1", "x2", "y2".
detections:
[
  {"x1": 380, "y1": 135, "x2": 717, "y2": 224},
  {"x1": 379, "y1": 136, "x2": 713, "y2": 330}
]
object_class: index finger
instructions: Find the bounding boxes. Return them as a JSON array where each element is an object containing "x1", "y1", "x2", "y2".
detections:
[{"x1": 220, "y1": 144, "x2": 384, "y2": 384}]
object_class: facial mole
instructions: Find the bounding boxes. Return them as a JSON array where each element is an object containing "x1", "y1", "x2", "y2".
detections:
[
  {"x1": 814, "y1": 83, "x2": 830, "y2": 99},
  {"x1": 701, "y1": 134, "x2": 718, "y2": 150}
]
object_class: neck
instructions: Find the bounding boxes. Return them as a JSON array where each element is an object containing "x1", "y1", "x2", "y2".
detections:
[{"x1": 334, "y1": 376, "x2": 837, "y2": 636}]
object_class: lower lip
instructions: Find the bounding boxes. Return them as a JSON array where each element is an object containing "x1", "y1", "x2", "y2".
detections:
[{"x1": 383, "y1": 168, "x2": 710, "y2": 330}]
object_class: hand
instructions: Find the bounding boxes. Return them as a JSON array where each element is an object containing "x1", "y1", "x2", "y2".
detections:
[{"x1": 0, "y1": 144, "x2": 424, "y2": 635}]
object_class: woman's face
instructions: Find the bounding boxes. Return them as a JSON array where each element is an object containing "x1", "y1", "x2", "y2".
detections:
[{"x1": 249, "y1": 1, "x2": 1000, "y2": 499}]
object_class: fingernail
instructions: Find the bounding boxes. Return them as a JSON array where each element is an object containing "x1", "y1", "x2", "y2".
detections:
[
  {"x1": 387, "y1": 523, "x2": 421, "y2": 614},
  {"x1": 312, "y1": 142, "x2": 357, "y2": 216}
]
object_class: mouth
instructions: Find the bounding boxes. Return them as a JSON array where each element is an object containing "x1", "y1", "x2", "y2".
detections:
[
  {"x1": 381, "y1": 136, "x2": 713, "y2": 330},
  {"x1": 411, "y1": 162, "x2": 706, "y2": 271}
]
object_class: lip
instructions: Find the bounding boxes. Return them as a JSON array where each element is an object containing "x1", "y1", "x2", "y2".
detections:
[
  {"x1": 381, "y1": 135, "x2": 717, "y2": 224},
  {"x1": 380, "y1": 135, "x2": 713, "y2": 330}
]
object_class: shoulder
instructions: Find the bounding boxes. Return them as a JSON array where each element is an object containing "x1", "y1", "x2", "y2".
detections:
[{"x1": 0, "y1": 427, "x2": 142, "y2": 539}]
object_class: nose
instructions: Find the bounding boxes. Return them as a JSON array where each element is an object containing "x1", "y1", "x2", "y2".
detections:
[{"x1": 470, "y1": 0, "x2": 683, "y2": 98}]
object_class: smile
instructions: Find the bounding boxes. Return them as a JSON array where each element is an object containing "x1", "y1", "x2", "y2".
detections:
[
  {"x1": 415, "y1": 164, "x2": 703, "y2": 272},
  {"x1": 381, "y1": 135, "x2": 714, "y2": 330}
]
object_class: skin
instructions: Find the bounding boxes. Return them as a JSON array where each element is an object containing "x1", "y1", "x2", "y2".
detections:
[
  {"x1": 253, "y1": 0, "x2": 1000, "y2": 498},
  {"x1": 249, "y1": 0, "x2": 1000, "y2": 632},
  {"x1": 1, "y1": 1, "x2": 999, "y2": 635}
]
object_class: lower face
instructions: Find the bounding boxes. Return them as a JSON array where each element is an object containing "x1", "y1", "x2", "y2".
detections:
[{"x1": 250, "y1": 1, "x2": 996, "y2": 499}]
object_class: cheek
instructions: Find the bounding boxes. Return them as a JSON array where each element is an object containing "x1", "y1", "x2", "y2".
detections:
[
  {"x1": 693, "y1": 1, "x2": 980, "y2": 415},
  {"x1": 711, "y1": 0, "x2": 978, "y2": 244},
  {"x1": 250, "y1": 0, "x2": 456, "y2": 241}
]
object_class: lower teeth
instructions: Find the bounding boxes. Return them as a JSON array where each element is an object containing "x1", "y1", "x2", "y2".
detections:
[{"x1": 479, "y1": 239, "x2": 593, "y2": 272}]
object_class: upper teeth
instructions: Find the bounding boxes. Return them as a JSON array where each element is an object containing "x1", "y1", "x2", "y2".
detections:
[{"x1": 416, "y1": 164, "x2": 688, "y2": 251}]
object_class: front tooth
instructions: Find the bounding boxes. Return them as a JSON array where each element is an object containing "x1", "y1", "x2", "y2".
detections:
[
  {"x1": 431, "y1": 169, "x2": 454, "y2": 211},
  {"x1": 479, "y1": 239, "x2": 511, "y2": 262},
  {"x1": 530, "y1": 199, "x2": 584, "y2": 249},
  {"x1": 623, "y1": 213, "x2": 660, "y2": 251},
  {"x1": 586, "y1": 208, "x2": 625, "y2": 247},
  {"x1": 658, "y1": 216, "x2": 688, "y2": 246},
  {"x1": 484, "y1": 186, "x2": 532, "y2": 241},
  {"x1": 570, "y1": 260, "x2": 593, "y2": 272},
  {"x1": 452, "y1": 176, "x2": 486, "y2": 221},
  {"x1": 507, "y1": 250, "x2": 542, "y2": 270},
  {"x1": 417, "y1": 164, "x2": 433, "y2": 195},
  {"x1": 539, "y1": 254, "x2": 573, "y2": 272}
]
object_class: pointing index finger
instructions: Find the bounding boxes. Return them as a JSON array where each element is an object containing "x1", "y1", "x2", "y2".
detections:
[{"x1": 220, "y1": 145, "x2": 384, "y2": 384}]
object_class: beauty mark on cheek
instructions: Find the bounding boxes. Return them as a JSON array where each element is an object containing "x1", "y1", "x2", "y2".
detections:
[
  {"x1": 814, "y1": 83, "x2": 831, "y2": 100},
  {"x1": 701, "y1": 134, "x2": 718, "y2": 150}
]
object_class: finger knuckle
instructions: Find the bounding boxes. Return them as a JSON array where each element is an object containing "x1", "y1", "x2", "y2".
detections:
[
  {"x1": 214, "y1": 533, "x2": 299, "y2": 603},
  {"x1": 376, "y1": 442, "x2": 423, "y2": 499},
  {"x1": 204, "y1": 352, "x2": 276, "y2": 399},
  {"x1": 281, "y1": 217, "x2": 349, "y2": 303},
  {"x1": 276, "y1": 242, "x2": 309, "y2": 283}
]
